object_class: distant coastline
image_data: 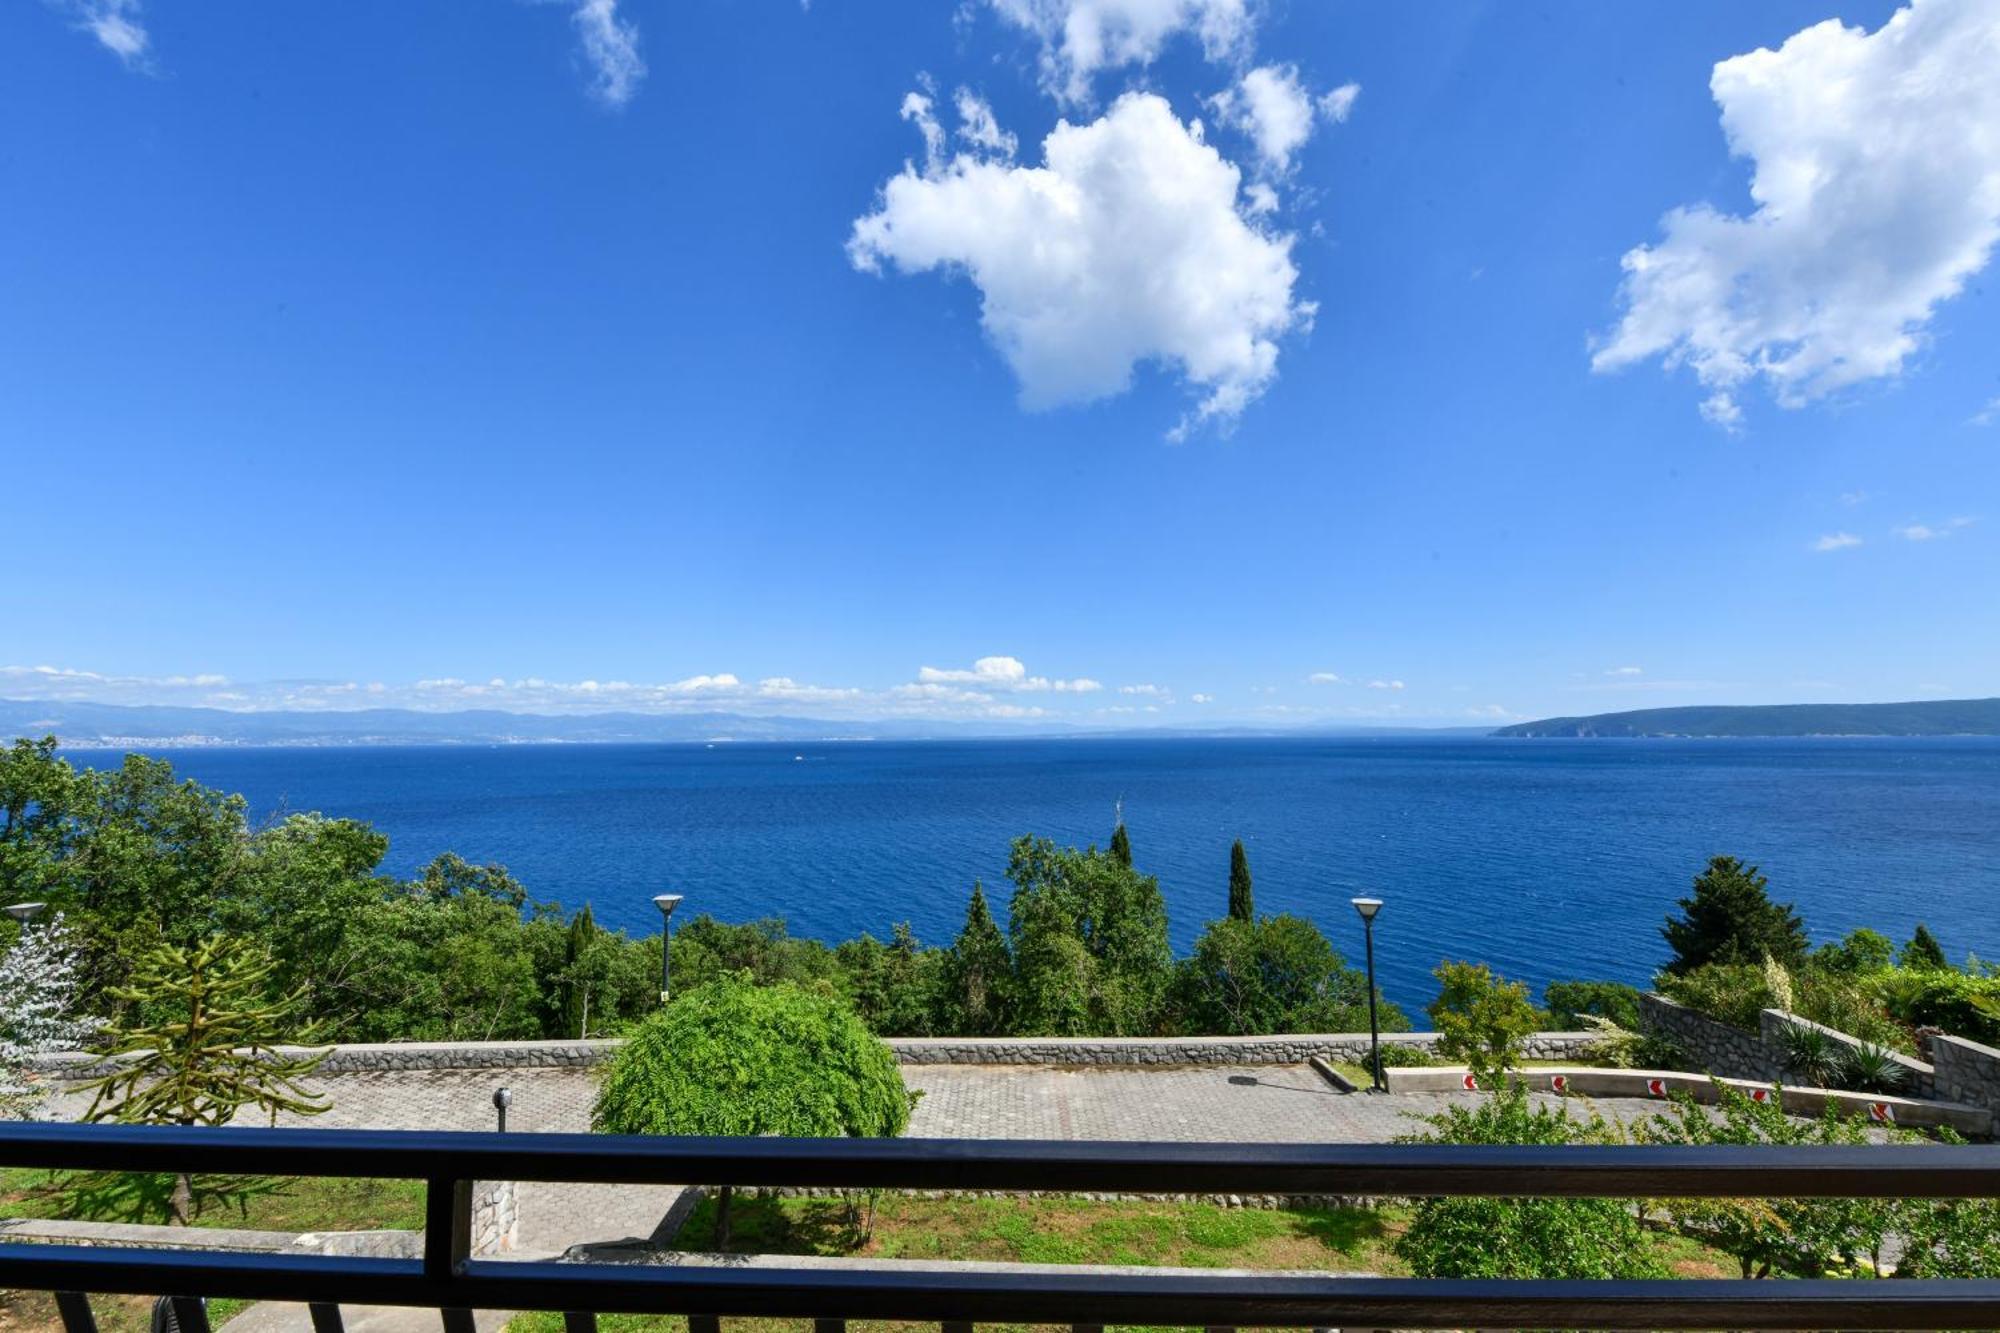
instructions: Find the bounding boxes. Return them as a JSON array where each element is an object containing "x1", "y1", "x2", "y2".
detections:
[
  {"x1": 8, "y1": 695, "x2": 1998, "y2": 749},
  {"x1": 1493, "y1": 698, "x2": 2000, "y2": 739}
]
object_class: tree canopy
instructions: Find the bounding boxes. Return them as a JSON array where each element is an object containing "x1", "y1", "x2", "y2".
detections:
[{"x1": 1660, "y1": 855, "x2": 1808, "y2": 975}]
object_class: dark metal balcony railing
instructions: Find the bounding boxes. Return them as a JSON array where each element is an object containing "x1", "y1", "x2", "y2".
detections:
[{"x1": 3, "y1": 1121, "x2": 1999, "y2": 1332}]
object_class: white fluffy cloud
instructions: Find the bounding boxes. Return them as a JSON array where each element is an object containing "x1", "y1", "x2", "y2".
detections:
[
  {"x1": 571, "y1": 0, "x2": 645, "y2": 107},
  {"x1": 1208, "y1": 65, "x2": 1357, "y2": 173},
  {"x1": 1306, "y1": 671, "x2": 1343, "y2": 684},
  {"x1": 986, "y1": 0, "x2": 1253, "y2": 104},
  {"x1": 1593, "y1": 0, "x2": 2000, "y2": 425},
  {"x1": 1814, "y1": 532, "x2": 1864, "y2": 552},
  {"x1": 850, "y1": 91, "x2": 1309, "y2": 435},
  {"x1": 917, "y1": 655, "x2": 1100, "y2": 692}
]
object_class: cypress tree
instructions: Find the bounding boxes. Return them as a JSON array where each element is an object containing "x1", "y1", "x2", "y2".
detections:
[
  {"x1": 1109, "y1": 821, "x2": 1132, "y2": 869},
  {"x1": 562, "y1": 903, "x2": 597, "y2": 1038},
  {"x1": 937, "y1": 882, "x2": 1012, "y2": 1035},
  {"x1": 1228, "y1": 840, "x2": 1254, "y2": 921}
]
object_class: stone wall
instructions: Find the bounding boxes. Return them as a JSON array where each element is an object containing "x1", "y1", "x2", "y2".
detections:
[
  {"x1": 1637, "y1": 992, "x2": 1784, "y2": 1081},
  {"x1": 39, "y1": 1031, "x2": 1603, "y2": 1075},
  {"x1": 468, "y1": 1177, "x2": 518, "y2": 1256},
  {"x1": 1931, "y1": 1033, "x2": 2000, "y2": 1115}
]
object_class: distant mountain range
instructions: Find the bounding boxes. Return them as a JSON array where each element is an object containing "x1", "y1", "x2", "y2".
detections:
[
  {"x1": 0, "y1": 698, "x2": 1486, "y2": 747},
  {"x1": 1493, "y1": 698, "x2": 2000, "y2": 739}
]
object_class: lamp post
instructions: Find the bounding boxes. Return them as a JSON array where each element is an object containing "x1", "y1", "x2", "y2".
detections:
[
  {"x1": 4, "y1": 902, "x2": 47, "y2": 926},
  {"x1": 492, "y1": 1086, "x2": 512, "y2": 1134},
  {"x1": 653, "y1": 893, "x2": 684, "y2": 1006},
  {"x1": 1351, "y1": 897, "x2": 1384, "y2": 1092}
]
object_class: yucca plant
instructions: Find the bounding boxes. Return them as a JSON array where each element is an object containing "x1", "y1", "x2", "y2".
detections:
[
  {"x1": 1780, "y1": 1024, "x2": 1841, "y2": 1087},
  {"x1": 1838, "y1": 1042, "x2": 1908, "y2": 1095}
]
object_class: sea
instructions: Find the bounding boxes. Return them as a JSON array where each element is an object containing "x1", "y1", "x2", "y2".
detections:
[{"x1": 114, "y1": 736, "x2": 2000, "y2": 1011}]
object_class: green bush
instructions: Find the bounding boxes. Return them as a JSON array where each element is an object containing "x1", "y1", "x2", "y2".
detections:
[
  {"x1": 593, "y1": 977, "x2": 910, "y2": 1139},
  {"x1": 1393, "y1": 1084, "x2": 1662, "y2": 1279},
  {"x1": 1543, "y1": 979, "x2": 1642, "y2": 1031},
  {"x1": 1869, "y1": 968, "x2": 2000, "y2": 1045},
  {"x1": 1428, "y1": 961, "x2": 1540, "y2": 1084},
  {"x1": 1656, "y1": 962, "x2": 1775, "y2": 1032}
]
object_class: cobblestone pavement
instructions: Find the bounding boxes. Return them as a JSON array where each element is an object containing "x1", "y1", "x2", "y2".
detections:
[{"x1": 901, "y1": 1063, "x2": 1672, "y2": 1140}]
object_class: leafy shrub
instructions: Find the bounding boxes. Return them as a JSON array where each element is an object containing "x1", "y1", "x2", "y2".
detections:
[
  {"x1": 1869, "y1": 967, "x2": 2000, "y2": 1045},
  {"x1": 1900, "y1": 924, "x2": 1950, "y2": 972},
  {"x1": 1628, "y1": 1032, "x2": 1688, "y2": 1071},
  {"x1": 593, "y1": 976, "x2": 910, "y2": 1139},
  {"x1": 1813, "y1": 928, "x2": 1895, "y2": 975},
  {"x1": 1361, "y1": 1041, "x2": 1438, "y2": 1080},
  {"x1": 593, "y1": 977, "x2": 911, "y2": 1250},
  {"x1": 1641, "y1": 1084, "x2": 1887, "y2": 1277},
  {"x1": 1393, "y1": 1085, "x2": 1662, "y2": 1279},
  {"x1": 1543, "y1": 979, "x2": 1642, "y2": 1031},
  {"x1": 1428, "y1": 961, "x2": 1540, "y2": 1084},
  {"x1": 1656, "y1": 962, "x2": 1774, "y2": 1032}
]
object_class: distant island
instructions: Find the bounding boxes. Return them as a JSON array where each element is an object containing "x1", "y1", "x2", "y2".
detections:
[{"x1": 1493, "y1": 698, "x2": 2000, "y2": 739}]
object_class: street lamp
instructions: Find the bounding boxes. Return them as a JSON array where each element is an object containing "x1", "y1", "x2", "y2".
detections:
[
  {"x1": 492, "y1": 1086, "x2": 512, "y2": 1134},
  {"x1": 1351, "y1": 897, "x2": 1384, "y2": 1092},
  {"x1": 653, "y1": 893, "x2": 684, "y2": 1005},
  {"x1": 4, "y1": 902, "x2": 47, "y2": 926}
]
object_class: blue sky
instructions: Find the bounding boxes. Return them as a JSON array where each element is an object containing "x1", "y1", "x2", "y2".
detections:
[{"x1": 3, "y1": 0, "x2": 1996, "y2": 729}]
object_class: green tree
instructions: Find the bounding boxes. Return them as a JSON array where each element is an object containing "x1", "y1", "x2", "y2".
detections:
[
  {"x1": 558, "y1": 904, "x2": 618, "y2": 1038},
  {"x1": 1814, "y1": 927, "x2": 1896, "y2": 975},
  {"x1": 0, "y1": 737, "x2": 81, "y2": 910},
  {"x1": 1543, "y1": 979, "x2": 1641, "y2": 1031},
  {"x1": 1108, "y1": 819, "x2": 1132, "y2": 869},
  {"x1": 1428, "y1": 960, "x2": 1540, "y2": 1085},
  {"x1": 932, "y1": 883, "x2": 1012, "y2": 1035},
  {"x1": 592, "y1": 977, "x2": 909, "y2": 1248},
  {"x1": 1172, "y1": 914, "x2": 1392, "y2": 1036},
  {"x1": 1227, "y1": 840, "x2": 1254, "y2": 922},
  {"x1": 79, "y1": 935, "x2": 328, "y2": 1222},
  {"x1": 1005, "y1": 836, "x2": 1172, "y2": 1036},
  {"x1": 1394, "y1": 1083, "x2": 1662, "y2": 1279},
  {"x1": 836, "y1": 923, "x2": 938, "y2": 1036},
  {"x1": 1901, "y1": 923, "x2": 1950, "y2": 971},
  {"x1": 1660, "y1": 856, "x2": 1808, "y2": 975}
]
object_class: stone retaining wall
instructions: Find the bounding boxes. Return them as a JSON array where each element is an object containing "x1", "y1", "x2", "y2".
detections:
[
  {"x1": 1638, "y1": 992, "x2": 1783, "y2": 1081},
  {"x1": 36, "y1": 1031, "x2": 1604, "y2": 1074},
  {"x1": 1931, "y1": 1033, "x2": 2000, "y2": 1116},
  {"x1": 469, "y1": 1177, "x2": 518, "y2": 1255}
]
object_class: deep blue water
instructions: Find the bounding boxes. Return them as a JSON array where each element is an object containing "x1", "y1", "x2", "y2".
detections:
[{"x1": 112, "y1": 737, "x2": 2000, "y2": 1011}]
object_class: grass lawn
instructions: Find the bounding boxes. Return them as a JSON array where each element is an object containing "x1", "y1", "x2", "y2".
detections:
[
  {"x1": 0, "y1": 1167, "x2": 426, "y2": 1233},
  {"x1": 506, "y1": 1191, "x2": 1731, "y2": 1333},
  {"x1": 1, "y1": 1170, "x2": 425, "y2": 1333}
]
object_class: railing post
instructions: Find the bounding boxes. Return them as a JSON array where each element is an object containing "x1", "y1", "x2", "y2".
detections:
[
  {"x1": 426, "y1": 1175, "x2": 474, "y2": 1333},
  {"x1": 53, "y1": 1292, "x2": 97, "y2": 1333},
  {"x1": 169, "y1": 1297, "x2": 211, "y2": 1333},
  {"x1": 307, "y1": 1304, "x2": 345, "y2": 1333}
]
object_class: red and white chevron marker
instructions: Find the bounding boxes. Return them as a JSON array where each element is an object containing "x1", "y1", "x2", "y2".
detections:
[
  {"x1": 1646, "y1": 1078, "x2": 1668, "y2": 1098},
  {"x1": 1869, "y1": 1101, "x2": 1895, "y2": 1123},
  {"x1": 1460, "y1": 1072, "x2": 1479, "y2": 1091},
  {"x1": 1550, "y1": 1074, "x2": 1568, "y2": 1094},
  {"x1": 1749, "y1": 1087, "x2": 1771, "y2": 1104}
]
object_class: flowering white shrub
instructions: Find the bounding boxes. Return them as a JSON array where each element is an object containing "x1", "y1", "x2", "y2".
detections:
[{"x1": 0, "y1": 913, "x2": 98, "y2": 1119}]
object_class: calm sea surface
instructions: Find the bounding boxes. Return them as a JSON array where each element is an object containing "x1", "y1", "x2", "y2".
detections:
[{"x1": 119, "y1": 737, "x2": 2000, "y2": 1010}]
